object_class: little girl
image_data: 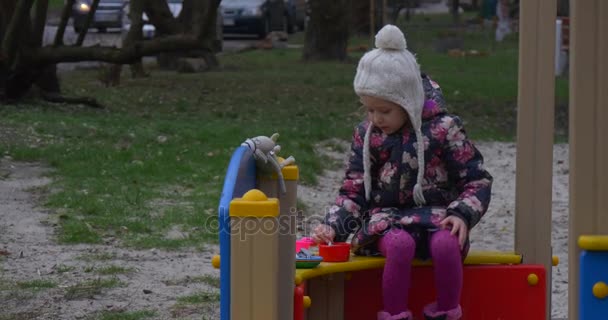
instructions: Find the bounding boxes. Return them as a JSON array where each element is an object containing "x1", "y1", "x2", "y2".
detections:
[{"x1": 311, "y1": 25, "x2": 493, "y2": 320}]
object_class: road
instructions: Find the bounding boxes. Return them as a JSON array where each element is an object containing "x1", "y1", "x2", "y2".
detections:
[{"x1": 42, "y1": 25, "x2": 262, "y2": 72}]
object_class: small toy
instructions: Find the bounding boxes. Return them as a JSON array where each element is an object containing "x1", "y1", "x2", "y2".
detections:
[
  {"x1": 295, "y1": 248, "x2": 323, "y2": 269},
  {"x1": 241, "y1": 133, "x2": 295, "y2": 194},
  {"x1": 295, "y1": 237, "x2": 315, "y2": 253},
  {"x1": 319, "y1": 242, "x2": 351, "y2": 262}
]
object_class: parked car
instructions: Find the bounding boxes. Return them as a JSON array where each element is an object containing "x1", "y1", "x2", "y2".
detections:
[
  {"x1": 220, "y1": 0, "x2": 292, "y2": 38},
  {"x1": 70, "y1": 0, "x2": 126, "y2": 33}
]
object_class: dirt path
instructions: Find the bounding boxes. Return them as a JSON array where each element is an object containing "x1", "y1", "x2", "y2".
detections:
[{"x1": 0, "y1": 159, "x2": 220, "y2": 320}]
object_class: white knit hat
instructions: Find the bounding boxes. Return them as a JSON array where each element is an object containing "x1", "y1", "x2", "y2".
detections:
[{"x1": 353, "y1": 24, "x2": 426, "y2": 206}]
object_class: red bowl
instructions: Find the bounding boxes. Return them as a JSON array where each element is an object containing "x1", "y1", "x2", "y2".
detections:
[{"x1": 318, "y1": 242, "x2": 351, "y2": 262}]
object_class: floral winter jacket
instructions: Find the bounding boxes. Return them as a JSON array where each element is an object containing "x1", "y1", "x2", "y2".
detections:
[{"x1": 324, "y1": 74, "x2": 493, "y2": 258}]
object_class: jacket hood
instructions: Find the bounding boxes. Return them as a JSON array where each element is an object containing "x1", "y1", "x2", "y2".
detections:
[{"x1": 421, "y1": 73, "x2": 447, "y2": 121}]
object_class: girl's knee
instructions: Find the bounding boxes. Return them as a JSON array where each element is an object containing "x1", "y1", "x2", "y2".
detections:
[
  {"x1": 430, "y1": 230, "x2": 460, "y2": 256},
  {"x1": 380, "y1": 229, "x2": 416, "y2": 258}
]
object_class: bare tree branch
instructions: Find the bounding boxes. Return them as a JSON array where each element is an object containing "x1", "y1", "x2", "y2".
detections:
[
  {"x1": 120, "y1": 0, "x2": 147, "y2": 79},
  {"x1": 144, "y1": 0, "x2": 182, "y2": 35},
  {"x1": 76, "y1": 0, "x2": 101, "y2": 46},
  {"x1": 32, "y1": 0, "x2": 49, "y2": 47},
  {"x1": 54, "y1": 0, "x2": 76, "y2": 46},
  {"x1": 125, "y1": 0, "x2": 145, "y2": 45},
  {"x1": 192, "y1": 0, "x2": 221, "y2": 40},
  {"x1": 42, "y1": 91, "x2": 105, "y2": 109},
  {"x1": 30, "y1": 35, "x2": 213, "y2": 65}
]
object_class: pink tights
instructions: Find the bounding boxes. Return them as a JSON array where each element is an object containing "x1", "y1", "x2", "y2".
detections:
[{"x1": 377, "y1": 228, "x2": 462, "y2": 316}]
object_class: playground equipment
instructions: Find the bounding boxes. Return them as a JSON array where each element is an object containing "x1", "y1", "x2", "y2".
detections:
[
  {"x1": 214, "y1": 143, "x2": 556, "y2": 320},
  {"x1": 211, "y1": 2, "x2": 608, "y2": 319}
]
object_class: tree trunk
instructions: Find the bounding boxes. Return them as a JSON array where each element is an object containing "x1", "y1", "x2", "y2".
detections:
[
  {"x1": 157, "y1": 0, "x2": 221, "y2": 71},
  {"x1": 1, "y1": 0, "x2": 222, "y2": 103},
  {"x1": 32, "y1": 0, "x2": 61, "y2": 94},
  {"x1": 451, "y1": 0, "x2": 460, "y2": 25},
  {"x1": 76, "y1": 0, "x2": 101, "y2": 46},
  {"x1": 303, "y1": 0, "x2": 351, "y2": 61},
  {"x1": 109, "y1": 0, "x2": 147, "y2": 83},
  {"x1": 54, "y1": 0, "x2": 76, "y2": 46}
]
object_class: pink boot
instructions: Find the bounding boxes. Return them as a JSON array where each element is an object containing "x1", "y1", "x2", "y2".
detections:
[
  {"x1": 377, "y1": 310, "x2": 413, "y2": 320},
  {"x1": 423, "y1": 302, "x2": 462, "y2": 320}
]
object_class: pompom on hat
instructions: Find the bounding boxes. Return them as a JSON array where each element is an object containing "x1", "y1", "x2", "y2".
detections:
[{"x1": 354, "y1": 24, "x2": 426, "y2": 206}]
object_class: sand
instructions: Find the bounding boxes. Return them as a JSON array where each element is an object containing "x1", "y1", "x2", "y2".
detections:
[
  {"x1": 298, "y1": 140, "x2": 570, "y2": 320},
  {"x1": 0, "y1": 140, "x2": 570, "y2": 319}
]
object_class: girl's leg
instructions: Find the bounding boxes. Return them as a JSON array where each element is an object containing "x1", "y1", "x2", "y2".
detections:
[
  {"x1": 425, "y1": 229, "x2": 463, "y2": 319},
  {"x1": 378, "y1": 228, "x2": 416, "y2": 317}
]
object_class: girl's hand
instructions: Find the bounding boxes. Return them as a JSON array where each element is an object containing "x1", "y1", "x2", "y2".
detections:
[
  {"x1": 311, "y1": 224, "x2": 336, "y2": 244},
  {"x1": 439, "y1": 215, "x2": 468, "y2": 249}
]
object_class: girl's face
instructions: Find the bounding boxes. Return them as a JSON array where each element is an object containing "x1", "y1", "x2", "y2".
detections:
[{"x1": 360, "y1": 95, "x2": 409, "y2": 135}]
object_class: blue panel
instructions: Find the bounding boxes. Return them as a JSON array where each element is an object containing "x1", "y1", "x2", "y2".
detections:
[
  {"x1": 579, "y1": 250, "x2": 608, "y2": 320},
  {"x1": 218, "y1": 146, "x2": 255, "y2": 320}
]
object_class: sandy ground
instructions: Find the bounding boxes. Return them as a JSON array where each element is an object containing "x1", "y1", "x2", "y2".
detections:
[
  {"x1": 1, "y1": 140, "x2": 569, "y2": 319},
  {"x1": 0, "y1": 160, "x2": 220, "y2": 319},
  {"x1": 298, "y1": 140, "x2": 570, "y2": 320}
]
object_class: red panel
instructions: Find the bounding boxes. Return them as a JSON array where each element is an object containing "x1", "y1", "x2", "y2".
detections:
[
  {"x1": 294, "y1": 284, "x2": 305, "y2": 320},
  {"x1": 343, "y1": 265, "x2": 546, "y2": 320}
]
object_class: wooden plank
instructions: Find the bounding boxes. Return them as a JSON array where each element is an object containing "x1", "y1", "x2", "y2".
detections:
[
  {"x1": 307, "y1": 277, "x2": 329, "y2": 320},
  {"x1": 251, "y1": 218, "x2": 279, "y2": 320},
  {"x1": 514, "y1": 1, "x2": 556, "y2": 318},
  {"x1": 569, "y1": 1, "x2": 608, "y2": 319},
  {"x1": 258, "y1": 175, "x2": 298, "y2": 320},
  {"x1": 306, "y1": 274, "x2": 345, "y2": 320},
  {"x1": 231, "y1": 218, "x2": 252, "y2": 320},
  {"x1": 327, "y1": 273, "x2": 345, "y2": 319}
]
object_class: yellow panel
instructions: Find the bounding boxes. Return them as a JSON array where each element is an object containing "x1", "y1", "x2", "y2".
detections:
[
  {"x1": 261, "y1": 164, "x2": 300, "y2": 181},
  {"x1": 281, "y1": 165, "x2": 299, "y2": 180},
  {"x1": 229, "y1": 189, "x2": 279, "y2": 217},
  {"x1": 578, "y1": 235, "x2": 608, "y2": 251},
  {"x1": 294, "y1": 251, "x2": 523, "y2": 285}
]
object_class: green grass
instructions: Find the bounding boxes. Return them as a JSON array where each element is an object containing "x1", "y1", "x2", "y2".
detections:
[
  {"x1": 16, "y1": 279, "x2": 57, "y2": 292},
  {"x1": 192, "y1": 274, "x2": 220, "y2": 288},
  {"x1": 56, "y1": 264, "x2": 76, "y2": 273},
  {"x1": 0, "y1": 13, "x2": 569, "y2": 248},
  {"x1": 163, "y1": 274, "x2": 220, "y2": 288},
  {"x1": 171, "y1": 290, "x2": 220, "y2": 318},
  {"x1": 87, "y1": 310, "x2": 156, "y2": 320}
]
